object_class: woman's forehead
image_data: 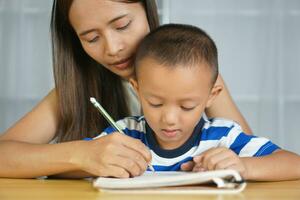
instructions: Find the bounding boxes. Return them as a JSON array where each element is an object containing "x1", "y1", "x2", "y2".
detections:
[{"x1": 69, "y1": 0, "x2": 142, "y2": 30}]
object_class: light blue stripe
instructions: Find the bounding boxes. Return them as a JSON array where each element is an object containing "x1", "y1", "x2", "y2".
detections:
[{"x1": 254, "y1": 141, "x2": 280, "y2": 156}]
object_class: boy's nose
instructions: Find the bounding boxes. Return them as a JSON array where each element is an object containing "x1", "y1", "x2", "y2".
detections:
[{"x1": 161, "y1": 110, "x2": 179, "y2": 126}]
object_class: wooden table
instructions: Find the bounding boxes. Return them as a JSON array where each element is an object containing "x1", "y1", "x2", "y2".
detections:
[{"x1": 1, "y1": 178, "x2": 300, "y2": 200}]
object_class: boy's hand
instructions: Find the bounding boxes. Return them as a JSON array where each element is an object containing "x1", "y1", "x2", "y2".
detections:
[{"x1": 181, "y1": 147, "x2": 248, "y2": 178}]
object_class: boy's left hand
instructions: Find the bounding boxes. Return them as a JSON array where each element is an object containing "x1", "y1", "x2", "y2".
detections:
[{"x1": 181, "y1": 147, "x2": 248, "y2": 178}]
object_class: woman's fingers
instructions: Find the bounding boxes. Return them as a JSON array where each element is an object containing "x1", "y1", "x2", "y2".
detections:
[
  {"x1": 97, "y1": 164, "x2": 130, "y2": 178},
  {"x1": 109, "y1": 155, "x2": 143, "y2": 177},
  {"x1": 112, "y1": 145, "x2": 148, "y2": 176},
  {"x1": 117, "y1": 133, "x2": 152, "y2": 163},
  {"x1": 92, "y1": 133, "x2": 149, "y2": 177}
]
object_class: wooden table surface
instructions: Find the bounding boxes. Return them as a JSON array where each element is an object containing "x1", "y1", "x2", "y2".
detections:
[{"x1": 1, "y1": 178, "x2": 300, "y2": 200}]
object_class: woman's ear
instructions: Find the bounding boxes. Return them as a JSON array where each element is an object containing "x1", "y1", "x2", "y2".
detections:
[
  {"x1": 129, "y1": 77, "x2": 139, "y2": 94},
  {"x1": 206, "y1": 84, "x2": 223, "y2": 108}
]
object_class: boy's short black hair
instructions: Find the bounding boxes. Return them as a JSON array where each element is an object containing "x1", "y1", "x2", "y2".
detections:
[{"x1": 134, "y1": 23, "x2": 218, "y2": 85}]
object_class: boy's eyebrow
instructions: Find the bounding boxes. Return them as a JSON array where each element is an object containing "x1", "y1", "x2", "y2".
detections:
[
  {"x1": 147, "y1": 94, "x2": 162, "y2": 99},
  {"x1": 79, "y1": 14, "x2": 128, "y2": 36},
  {"x1": 179, "y1": 96, "x2": 202, "y2": 101},
  {"x1": 147, "y1": 93, "x2": 202, "y2": 101}
]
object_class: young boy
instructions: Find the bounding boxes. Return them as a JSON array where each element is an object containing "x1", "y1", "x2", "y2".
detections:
[{"x1": 95, "y1": 24, "x2": 300, "y2": 181}]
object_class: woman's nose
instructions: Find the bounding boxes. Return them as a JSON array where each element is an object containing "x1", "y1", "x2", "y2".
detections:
[{"x1": 105, "y1": 33, "x2": 124, "y2": 56}]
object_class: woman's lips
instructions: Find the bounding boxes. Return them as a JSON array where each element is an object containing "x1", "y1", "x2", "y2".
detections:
[{"x1": 111, "y1": 57, "x2": 132, "y2": 70}]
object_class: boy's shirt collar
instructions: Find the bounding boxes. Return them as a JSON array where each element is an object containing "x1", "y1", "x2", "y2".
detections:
[{"x1": 145, "y1": 118, "x2": 205, "y2": 158}]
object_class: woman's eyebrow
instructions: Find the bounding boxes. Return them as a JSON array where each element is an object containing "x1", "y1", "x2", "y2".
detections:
[
  {"x1": 79, "y1": 29, "x2": 97, "y2": 36},
  {"x1": 79, "y1": 14, "x2": 128, "y2": 36},
  {"x1": 107, "y1": 14, "x2": 128, "y2": 24}
]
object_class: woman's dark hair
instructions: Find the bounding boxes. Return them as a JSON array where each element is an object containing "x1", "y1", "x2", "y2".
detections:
[{"x1": 50, "y1": 0, "x2": 159, "y2": 142}]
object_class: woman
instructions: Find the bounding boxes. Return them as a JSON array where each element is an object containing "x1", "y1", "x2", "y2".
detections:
[{"x1": 0, "y1": 0, "x2": 251, "y2": 178}]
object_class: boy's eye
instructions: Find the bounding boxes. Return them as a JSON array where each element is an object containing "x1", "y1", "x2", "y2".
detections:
[
  {"x1": 116, "y1": 21, "x2": 131, "y2": 31},
  {"x1": 181, "y1": 106, "x2": 195, "y2": 111}
]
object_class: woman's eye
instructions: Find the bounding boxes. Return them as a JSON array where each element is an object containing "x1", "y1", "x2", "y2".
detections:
[
  {"x1": 116, "y1": 21, "x2": 131, "y2": 31},
  {"x1": 181, "y1": 106, "x2": 195, "y2": 111},
  {"x1": 149, "y1": 103, "x2": 162, "y2": 108},
  {"x1": 87, "y1": 36, "x2": 99, "y2": 43}
]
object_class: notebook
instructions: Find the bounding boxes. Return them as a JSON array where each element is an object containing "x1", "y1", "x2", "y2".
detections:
[{"x1": 93, "y1": 169, "x2": 246, "y2": 194}]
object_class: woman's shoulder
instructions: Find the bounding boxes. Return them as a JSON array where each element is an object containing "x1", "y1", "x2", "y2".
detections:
[{"x1": 122, "y1": 81, "x2": 141, "y2": 115}]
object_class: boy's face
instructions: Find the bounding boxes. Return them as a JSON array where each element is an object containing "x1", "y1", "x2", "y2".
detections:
[{"x1": 132, "y1": 57, "x2": 222, "y2": 150}]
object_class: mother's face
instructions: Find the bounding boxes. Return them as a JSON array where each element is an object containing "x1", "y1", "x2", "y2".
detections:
[{"x1": 69, "y1": 0, "x2": 150, "y2": 79}]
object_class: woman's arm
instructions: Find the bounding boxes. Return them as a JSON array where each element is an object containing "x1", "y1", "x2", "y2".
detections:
[
  {"x1": 0, "y1": 90, "x2": 151, "y2": 178},
  {"x1": 0, "y1": 140, "x2": 81, "y2": 178},
  {"x1": 205, "y1": 74, "x2": 252, "y2": 134},
  {"x1": 1, "y1": 89, "x2": 58, "y2": 144},
  {"x1": 0, "y1": 89, "x2": 76, "y2": 178},
  {"x1": 0, "y1": 135, "x2": 152, "y2": 179}
]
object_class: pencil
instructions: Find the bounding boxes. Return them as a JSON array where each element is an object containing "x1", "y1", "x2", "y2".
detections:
[{"x1": 90, "y1": 97, "x2": 155, "y2": 172}]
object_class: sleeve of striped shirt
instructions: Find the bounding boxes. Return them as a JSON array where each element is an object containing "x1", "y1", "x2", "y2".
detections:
[
  {"x1": 93, "y1": 117, "x2": 137, "y2": 140},
  {"x1": 225, "y1": 122, "x2": 280, "y2": 157}
]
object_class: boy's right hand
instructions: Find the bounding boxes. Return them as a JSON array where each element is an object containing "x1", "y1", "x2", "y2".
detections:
[
  {"x1": 71, "y1": 132, "x2": 151, "y2": 178},
  {"x1": 181, "y1": 147, "x2": 248, "y2": 178}
]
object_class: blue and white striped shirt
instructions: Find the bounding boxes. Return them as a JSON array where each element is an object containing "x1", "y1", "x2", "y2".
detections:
[{"x1": 95, "y1": 116, "x2": 280, "y2": 171}]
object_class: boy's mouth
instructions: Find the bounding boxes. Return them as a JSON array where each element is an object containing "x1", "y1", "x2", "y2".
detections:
[{"x1": 161, "y1": 129, "x2": 180, "y2": 138}]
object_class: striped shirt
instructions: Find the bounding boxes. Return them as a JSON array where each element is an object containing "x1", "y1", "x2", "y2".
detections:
[{"x1": 95, "y1": 116, "x2": 280, "y2": 171}]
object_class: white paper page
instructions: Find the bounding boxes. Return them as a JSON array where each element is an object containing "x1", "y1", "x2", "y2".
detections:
[{"x1": 93, "y1": 170, "x2": 242, "y2": 189}]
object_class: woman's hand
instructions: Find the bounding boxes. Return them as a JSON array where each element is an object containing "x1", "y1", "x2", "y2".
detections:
[
  {"x1": 181, "y1": 147, "x2": 248, "y2": 178},
  {"x1": 72, "y1": 132, "x2": 152, "y2": 178}
]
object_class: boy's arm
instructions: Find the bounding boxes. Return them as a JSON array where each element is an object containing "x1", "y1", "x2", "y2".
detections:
[{"x1": 242, "y1": 149, "x2": 300, "y2": 181}]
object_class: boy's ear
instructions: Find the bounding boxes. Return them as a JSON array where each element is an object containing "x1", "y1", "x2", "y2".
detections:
[
  {"x1": 129, "y1": 77, "x2": 139, "y2": 93},
  {"x1": 205, "y1": 84, "x2": 223, "y2": 108}
]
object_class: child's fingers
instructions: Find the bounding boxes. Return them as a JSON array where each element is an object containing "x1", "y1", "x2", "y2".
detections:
[
  {"x1": 214, "y1": 157, "x2": 237, "y2": 170},
  {"x1": 201, "y1": 147, "x2": 226, "y2": 159},
  {"x1": 180, "y1": 161, "x2": 195, "y2": 171},
  {"x1": 223, "y1": 164, "x2": 247, "y2": 178},
  {"x1": 193, "y1": 154, "x2": 203, "y2": 163},
  {"x1": 192, "y1": 163, "x2": 205, "y2": 172},
  {"x1": 202, "y1": 149, "x2": 233, "y2": 170}
]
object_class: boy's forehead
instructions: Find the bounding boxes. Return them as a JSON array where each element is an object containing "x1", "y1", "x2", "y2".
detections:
[
  {"x1": 136, "y1": 56, "x2": 212, "y2": 79},
  {"x1": 136, "y1": 57, "x2": 213, "y2": 97}
]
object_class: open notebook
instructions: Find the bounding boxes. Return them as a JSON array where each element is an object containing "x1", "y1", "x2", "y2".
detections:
[{"x1": 93, "y1": 169, "x2": 246, "y2": 194}]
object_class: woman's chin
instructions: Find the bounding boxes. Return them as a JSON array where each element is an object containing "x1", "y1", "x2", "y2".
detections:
[{"x1": 115, "y1": 67, "x2": 135, "y2": 80}]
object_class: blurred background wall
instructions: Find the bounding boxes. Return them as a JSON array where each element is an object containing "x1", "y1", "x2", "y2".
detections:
[{"x1": 0, "y1": 0, "x2": 299, "y2": 153}]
